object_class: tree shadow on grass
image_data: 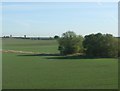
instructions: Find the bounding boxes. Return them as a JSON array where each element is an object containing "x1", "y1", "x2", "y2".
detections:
[
  {"x1": 46, "y1": 55, "x2": 97, "y2": 59},
  {"x1": 18, "y1": 53, "x2": 97, "y2": 59},
  {"x1": 18, "y1": 53, "x2": 60, "y2": 57}
]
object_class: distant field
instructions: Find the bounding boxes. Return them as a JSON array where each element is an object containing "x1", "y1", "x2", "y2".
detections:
[
  {"x1": 2, "y1": 38, "x2": 118, "y2": 89},
  {"x1": 2, "y1": 38, "x2": 58, "y2": 53}
]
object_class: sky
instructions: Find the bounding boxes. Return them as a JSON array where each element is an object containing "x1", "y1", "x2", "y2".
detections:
[
  {"x1": 1, "y1": 0, "x2": 119, "y2": 2},
  {"x1": 1, "y1": 2, "x2": 118, "y2": 37}
]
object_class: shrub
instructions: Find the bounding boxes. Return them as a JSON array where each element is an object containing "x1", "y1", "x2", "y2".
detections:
[{"x1": 58, "y1": 31, "x2": 84, "y2": 55}]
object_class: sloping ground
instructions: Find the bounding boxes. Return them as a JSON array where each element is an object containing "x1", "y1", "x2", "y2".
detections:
[
  {"x1": 2, "y1": 39, "x2": 118, "y2": 89},
  {"x1": 3, "y1": 52, "x2": 118, "y2": 89}
]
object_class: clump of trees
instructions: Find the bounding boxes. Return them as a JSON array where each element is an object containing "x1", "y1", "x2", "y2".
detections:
[
  {"x1": 57, "y1": 31, "x2": 84, "y2": 55},
  {"x1": 57, "y1": 31, "x2": 119, "y2": 58},
  {"x1": 83, "y1": 33, "x2": 118, "y2": 58}
]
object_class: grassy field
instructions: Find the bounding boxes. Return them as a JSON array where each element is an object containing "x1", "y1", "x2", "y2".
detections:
[{"x1": 2, "y1": 38, "x2": 118, "y2": 89}]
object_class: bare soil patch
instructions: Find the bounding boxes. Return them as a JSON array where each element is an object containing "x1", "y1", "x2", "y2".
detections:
[{"x1": 1, "y1": 50, "x2": 40, "y2": 54}]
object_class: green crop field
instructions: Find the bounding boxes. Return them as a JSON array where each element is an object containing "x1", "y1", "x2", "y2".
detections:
[{"x1": 2, "y1": 38, "x2": 118, "y2": 89}]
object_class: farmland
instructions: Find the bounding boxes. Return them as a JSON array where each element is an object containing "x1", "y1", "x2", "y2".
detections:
[{"x1": 2, "y1": 38, "x2": 118, "y2": 89}]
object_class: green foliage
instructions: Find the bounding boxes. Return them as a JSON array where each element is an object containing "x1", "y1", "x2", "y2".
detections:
[
  {"x1": 58, "y1": 31, "x2": 84, "y2": 55},
  {"x1": 83, "y1": 33, "x2": 118, "y2": 58},
  {"x1": 54, "y1": 35, "x2": 59, "y2": 39}
]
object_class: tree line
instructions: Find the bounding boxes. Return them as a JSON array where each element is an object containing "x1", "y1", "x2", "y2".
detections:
[{"x1": 55, "y1": 31, "x2": 119, "y2": 58}]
